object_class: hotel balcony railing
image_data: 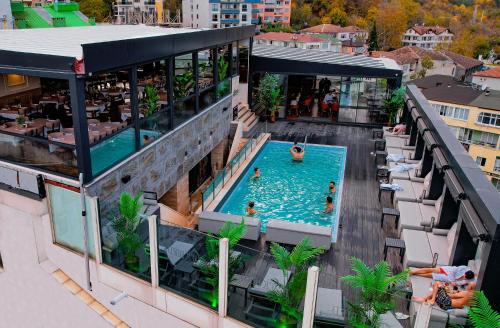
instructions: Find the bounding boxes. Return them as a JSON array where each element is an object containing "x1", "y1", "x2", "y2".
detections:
[
  {"x1": 220, "y1": 8, "x2": 240, "y2": 14},
  {"x1": 251, "y1": 18, "x2": 259, "y2": 24},
  {"x1": 220, "y1": 18, "x2": 240, "y2": 24}
]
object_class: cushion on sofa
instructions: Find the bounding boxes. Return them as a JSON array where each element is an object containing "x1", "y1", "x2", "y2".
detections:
[
  {"x1": 427, "y1": 233, "x2": 449, "y2": 266},
  {"x1": 402, "y1": 229, "x2": 433, "y2": 267},
  {"x1": 419, "y1": 203, "x2": 438, "y2": 227},
  {"x1": 398, "y1": 201, "x2": 424, "y2": 235},
  {"x1": 447, "y1": 223, "x2": 457, "y2": 258}
]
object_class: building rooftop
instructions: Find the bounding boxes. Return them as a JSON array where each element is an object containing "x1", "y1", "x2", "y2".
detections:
[
  {"x1": 474, "y1": 66, "x2": 500, "y2": 78},
  {"x1": 410, "y1": 75, "x2": 500, "y2": 111},
  {"x1": 407, "y1": 25, "x2": 451, "y2": 35},
  {"x1": 300, "y1": 24, "x2": 366, "y2": 34},
  {"x1": 392, "y1": 46, "x2": 450, "y2": 62},
  {"x1": 0, "y1": 25, "x2": 204, "y2": 59},
  {"x1": 441, "y1": 50, "x2": 483, "y2": 70},
  {"x1": 341, "y1": 39, "x2": 365, "y2": 47},
  {"x1": 255, "y1": 32, "x2": 325, "y2": 43}
]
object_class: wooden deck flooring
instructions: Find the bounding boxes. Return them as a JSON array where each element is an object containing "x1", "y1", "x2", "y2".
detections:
[{"x1": 233, "y1": 120, "x2": 409, "y2": 326}]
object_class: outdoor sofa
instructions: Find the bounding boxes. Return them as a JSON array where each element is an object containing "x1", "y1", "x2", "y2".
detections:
[
  {"x1": 396, "y1": 195, "x2": 443, "y2": 237},
  {"x1": 265, "y1": 219, "x2": 332, "y2": 249}
]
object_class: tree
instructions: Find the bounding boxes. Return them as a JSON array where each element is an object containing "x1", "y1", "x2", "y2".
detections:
[
  {"x1": 291, "y1": 1, "x2": 314, "y2": 30},
  {"x1": 368, "y1": 23, "x2": 379, "y2": 51},
  {"x1": 78, "y1": 0, "x2": 110, "y2": 22},
  {"x1": 328, "y1": 7, "x2": 348, "y2": 26},
  {"x1": 257, "y1": 73, "x2": 282, "y2": 120},
  {"x1": 342, "y1": 257, "x2": 409, "y2": 327},
  {"x1": 375, "y1": 0, "x2": 409, "y2": 50}
]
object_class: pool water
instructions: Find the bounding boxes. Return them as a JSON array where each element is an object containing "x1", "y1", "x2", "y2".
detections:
[
  {"x1": 216, "y1": 141, "x2": 347, "y2": 242},
  {"x1": 91, "y1": 128, "x2": 161, "y2": 176}
]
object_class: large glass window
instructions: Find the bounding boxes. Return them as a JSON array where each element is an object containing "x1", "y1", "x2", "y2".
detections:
[
  {"x1": 48, "y1": 183, "x2": 95, "y2": 257},
  {"x1": 174, "y1": 54, "x2": 196, "y2": 126},
  {"x1": 494, "y1": 157, "x2": 500, "y2": 172},
  {"x1": 477, "y1": 112, "x2": 500, "y2": 127},
  {"x1": 238, "y1": 39, "x2": 250, "y2": 83},
  {"x1": 232, "y1": 41, "x2": 239, "y2": 76},
  {"x1": 217, "y1": 45, "x2": 231, "y2": 99},
  {"x1": 471, "y1": 130, "x2": 499, "y2": 148}
]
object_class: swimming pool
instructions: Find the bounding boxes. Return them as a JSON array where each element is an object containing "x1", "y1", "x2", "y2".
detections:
[
  {"x1": 216, "y1": 141, "x2": 347, "y2": 242},
  {"x1": 90, "y1": 128, "x2": 162, "y2": 176}
]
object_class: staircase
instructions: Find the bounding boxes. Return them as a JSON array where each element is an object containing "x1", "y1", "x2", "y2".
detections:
[{"x1": 237, "y1": 104, "x2": 259, "y2": 132}]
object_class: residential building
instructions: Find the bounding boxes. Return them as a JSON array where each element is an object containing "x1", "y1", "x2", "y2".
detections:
[
  {"x1": 300, "y1": 24, "x2": 367, "y2": 42},
  {"x1": 8, "y1": 1, "x2": 94, "y2": 28},
  {"x1": 402, "y1": 25, "x2": 454, "y2": 49},
  {"x1": 411, "y1": 75, "x2": 500, "y2": 190},
  {"x1": 183, "y1": 0, "x2": 291, "y2": 29},
  {"x1": 254, "y1": 32, "x2": 331, "y2": 51},
  {"x1": 441, "y1": 50, "x2": 483, "y2": 82},
  {"x1": 0, "y1": 1, "x2": 13, "y2": 29},
  {"x1": 341, "y1": 39, "x2": 366, "y2": 55},
  {"x1": 472, "y1": 67, "x2": 500, "y2": 91},
  {"x1": 114, "y1": 0, "x2": 157, "y2": 25}
]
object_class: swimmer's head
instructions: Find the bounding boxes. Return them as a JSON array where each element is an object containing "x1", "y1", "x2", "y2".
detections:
[
  {"x1": 326, "y1": 196, "x2": 333, "y2": 204},
  {"x1": 248, "y1": 201, "x2": 255, "y2": 208}
]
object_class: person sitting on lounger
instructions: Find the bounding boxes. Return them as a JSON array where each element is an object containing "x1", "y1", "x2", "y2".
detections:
[
  {"x1": 323, "y1": 196, "x2": 334, "y2": 214},
  {"x1": 246, "y1": 201, "x2": 259, "y2": 216},
  {"x1": 391, "y1": 123, "x2": 406, "y2": 135},
  {"x1": 410, "y1": 266, "x2": 475, "y2": 286},
  {"x1": 328, "y1": 181, "x2": 336, "y2": 194},
  {"x1": 412, "y1": 281, "x2": 475, "y2": 310},
  {"x1": 290, "y1": 141, "x2": 305, "y2": 161},
  {"x1": 250, "y1": 167, "x2": 260, "y2": 180}
]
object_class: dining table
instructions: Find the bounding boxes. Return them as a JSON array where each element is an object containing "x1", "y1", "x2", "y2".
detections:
[{"x1": 86, "y1": 104, "x2": 105, "y2": 118}]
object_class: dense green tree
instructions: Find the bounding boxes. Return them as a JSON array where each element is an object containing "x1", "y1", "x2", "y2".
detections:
[
  {"x1": 328, "y1": 7, "x2": 348, "y2": 26},
  {"x1": 368, "y1": 23, "x2": 379, "y2": 51},
  {"x1": 78, "y1": 0, "x2": 110, "y2": 22}
]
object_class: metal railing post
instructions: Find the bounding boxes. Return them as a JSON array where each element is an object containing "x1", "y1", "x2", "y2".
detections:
[
  {"x1": 302, "y1": 266, "x2": 320, "y2": 328},
  {"x1": 218, "y1": 238, "x2": 229, "y2": 317},
  {"x1": 148, "y1": 215, "x2": 159, "y2": 288}
]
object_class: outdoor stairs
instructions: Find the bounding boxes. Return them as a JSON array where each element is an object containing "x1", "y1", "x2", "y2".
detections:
[
  {"x1": 238, "y1": 104, "x2": 258, "y2": 132},
  {"x1": 33, "y1": 7, "x2": 53, "y2": 25},
  {"x1": 41, "y1": 260, "x2": 130, "y2": 327}
]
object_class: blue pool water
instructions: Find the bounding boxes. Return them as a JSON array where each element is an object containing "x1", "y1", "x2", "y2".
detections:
[
  {"x1": 216, "y1": 141, "x2": 347, "y2": 242},
  {"x1": 91, "y1": 128, "x2": 161, "y2": 176}
]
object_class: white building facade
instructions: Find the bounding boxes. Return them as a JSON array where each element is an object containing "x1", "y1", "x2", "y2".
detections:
[
  {"x1": 0, "y1": 1, "x2": 13, "y2": 29},
  {"x1": 114, "y1": 0, "x2": 156, "y2": 24},
  {"x1": 472, "y1": 68, "x2": 500, "y2": 91},
  {"x1": 402, "y1": 25, "x2": 454, "y2": 50}
]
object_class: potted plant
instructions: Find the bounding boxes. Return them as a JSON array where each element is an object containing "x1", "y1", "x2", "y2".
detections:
[
  {"x1": 341, "y1": 257, "x2": 409, "y2": 327},
  {"x1": 383, "y1": 87, "x2": 406, "y2": 126},
  {"x1": 174, "y1": 70, "x2": 195, "y2": 101},
  {"x1": 198, "y1": 219, "x2": 247, "y2": 308},
  {"x1": 112, "y1": 192, "x2": 144, "y2": 272},
  {"x1": 217, "y1": 56, "x2": 230, "y2": 98},
  {"x1": 142, "y1": 85, "x2": 159, "y2": 117},
  {"x1": 16, "y1": 115, "x2": 27, "y2": 127},
  {"x1": 266, "y1": 238, "x2": 325, "y2": 326},
  {"x1": 257, "y1": 73, "x2": 282, "y2": 122}
]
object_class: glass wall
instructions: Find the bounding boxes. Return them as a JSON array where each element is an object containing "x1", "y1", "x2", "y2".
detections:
[
  {"x1": 239, "y1": 40, "x2": 250, "y2": 83},
  {"x1": 217, "y1": 44, "x2": 231, "y2": 99},
  {"x1": 48, "y1": 183, "x2": 95, "y2": 257},
  {"x1": 98, "y1": 194, "x2": 151, "y2": 282},
  {"x1": 198, "y1": 49, "x2": 217, "y2": 112},
  {"x1": 157, "y1": 224, "x2": 220, "y2": 309},
  {"x1": 174, "y1": 54, "x2": 196, "y2": 126}
]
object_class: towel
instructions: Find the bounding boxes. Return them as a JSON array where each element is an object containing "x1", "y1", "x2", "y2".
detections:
[
  {"x1": 387, "y1": 154, "x2": 405, "y2": 162},
  {"x1": 381, "y1": 183, "x2": 404, "y2": 191},
  {"x1": 389, "y1": 164, "x2": 416, "y2": 173}
]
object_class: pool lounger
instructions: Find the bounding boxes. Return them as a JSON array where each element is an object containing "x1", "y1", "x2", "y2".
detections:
[
  {"x1": 198, "y1": 211, "x2": 261, "y2": 241},
  {"x1": 396, "y1": 196, "x2": 442, "y2": 237},
  {"x1": 265, "y1": 219, "x2": 332, "y2": 249},
  {"x1": 392, "y1": 172, "x2": 432, "y2": 205}
]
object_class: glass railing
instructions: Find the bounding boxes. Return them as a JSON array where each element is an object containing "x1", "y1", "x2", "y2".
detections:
[
  {"x1": 157, "y1": 223, "x2": 221, "y2": 310},
  {"x1": 199, "y1": 86, "x2": 217, "y2": 112},
  {"x1": 90, "y1": 126, "x2": 136, "y2": 176},
  {"x1": 173, "y1": 95, "x2": 196, "y2": 127},
  {"x1": 201, "y1": 129, "x2": 267, "y2": 210},
  {"x1": 139, "y1": 108, "x2": 171, "y2": 135},
  {"x1": 0, "y1": 131, "x2": 78, "y2": 178},
  {"x1": 217, "y1": 78, "x2": 232, "y2": 99}
]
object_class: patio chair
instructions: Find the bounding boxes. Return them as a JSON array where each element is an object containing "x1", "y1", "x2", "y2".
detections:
[
  {"x1": 388, "y1": 158, "x2": 423, "y2": 182},
  {"x1": 401, "y1": 222, "x2": 457, "y2": 268},
  {"x1": 392, "y1": 171, "x2": 432, "y2": 205},
  {"x1": 396, "y1": 195, "x2": 443, "y2": 237}
]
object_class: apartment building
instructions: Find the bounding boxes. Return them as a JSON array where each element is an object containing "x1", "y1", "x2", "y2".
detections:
[
  {"x1": 114, "y1": 0, "x2": 156, "y2": 24},
  {"x1": 472, "y1": 67, "x2": 500, "y2": 91},
  {"x1": 254, "y1": 32, "x2": 331, "y2": 51},
  {"x1": 402, "y1": 25, "x2": 454, "y2": 49},
  {"x1": 411, "y1": 75, "x2": 500, "y2": 190},
  {"x1": 182, "y1": 0, "x2": 291, "y2": 29},
  {"x1": 300, "y1": 24, "x2": 367, "y2": 42}
]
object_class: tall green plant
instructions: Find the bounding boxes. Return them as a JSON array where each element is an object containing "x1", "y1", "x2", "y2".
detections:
[
  {"x1": 341, "y1": 257, "x2": 409, "y2": 328},
  {"x1": 112, "y1": 192, "x2": 144, "y2": 271},
  {"x1": 257, "y1": 73, "x2": 282, "y2": 119},
  {"x1": 217, "y1": 56, "x2": 230, "y2": 98},
  {"x1": 142, "y1": 84, "x2": 159, "y2": 117},
  {"x1": 266, "y1": 238, "x2": 325, "y2": 324},
  {"x1": 174, "y1": 70, "x2": 194, "y2": 100},
  {"x1": 469, "y1": 291, "x2": 500, "y2": 328},
  {"x1": 383, "y1": 86, "x2": 406, "y2": 125},
  {"x1": 199, "y1": 219, "x2": 247, "y2": 307}
]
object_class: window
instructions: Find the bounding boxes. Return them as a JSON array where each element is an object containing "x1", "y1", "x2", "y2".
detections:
[
  {"x1": 452, "y1": 107, "x2": 469, "y2": 120},
  {"x1": 494, "y1": 157, "x2": 500, "y2": 172},
  {"x1": 477, "y1": 112, "x2": 500, "y2": 127},
  {"x1": 472, "y1": 130, "x2": 499, "y2": 148},
  {"x1": 211, "y1": 4, "x2": 218, "y2": 11},
  {"x1": 212, "y1": 14, "x2": 218, "y2": 21},
  {"x1": 434, "y1": 104, "x2": 469, "y2": 120},
  {"x1": 242, "y1": 14, "x2": 247, "y2": 21},
  {"x1": 476, "y1": 156, "x2": 487, "y2": 166},
  {"x1": 492, "y1": 177, "x2": 500, "y2": 192},
  {"x1": 242, "y1": 4, "x2": 247, "y2": 11}
]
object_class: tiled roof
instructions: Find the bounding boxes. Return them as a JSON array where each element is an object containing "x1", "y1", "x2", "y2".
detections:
[
  {"x1": 341, "y1": 39, "x2": 365, "y2": 47},
  {"x1": 473, "y1": 67, "x2": 500, "y2": 78},
  {"x1": 300, "y1": 24, "x2": 366, "y2": 34},
  {"x1": 370, "y1": 51, "x2": 409, "y2": 65},
  {"x1": 255, "y1": 32, "x2": 325, "y2": 43},
  {"x1": 408, "y1": 25, "x2": 451, "y2": 35},
  {"x1": 392, "y1": 46, "x2": 449, "y2": 62},
  {"x1": 441, "y1": 50, "x2": 483, "y2": 70}
]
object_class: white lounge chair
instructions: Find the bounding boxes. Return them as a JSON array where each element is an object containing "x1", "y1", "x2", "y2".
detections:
[
  {"x1": 392, "y1": 172, "x2": 432, "y2": 205},
  {"x1": 396, "y1": 195, "x2": 443, "y2": 237}
]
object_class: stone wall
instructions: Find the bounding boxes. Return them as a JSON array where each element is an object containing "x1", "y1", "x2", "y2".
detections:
[{"x1": 87, "y1": 97, "x2": 232, "y2": 219}]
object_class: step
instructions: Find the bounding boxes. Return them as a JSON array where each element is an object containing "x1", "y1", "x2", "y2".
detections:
[
  {"x1": 243, "y1": 115, "x2": 259, "y2": 132},
  {"x1": 240, "y1": 110, "x2": 253, "y2": 123},
  {"x1": 237, "y1": 106, "x2": 249, "y2": 118}
]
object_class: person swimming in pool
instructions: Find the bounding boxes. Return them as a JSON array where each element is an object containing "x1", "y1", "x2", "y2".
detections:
[
  {"x1": 290, "y1": 141, "x2": 305, "y2": 161},
  {"x1": 328, "y1": 181, "x2": 336, "y2": 194},
  {"x1": 324, "y1": 196, "x2": 334, "y2": 214},
  {"x1": 250, "y1": 167, "x2": 260, "y2": 180},
  {"x1": 246, "y1": 201, "x2": 260, "y2": 216}
]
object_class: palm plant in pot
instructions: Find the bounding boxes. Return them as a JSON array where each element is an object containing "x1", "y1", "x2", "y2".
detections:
[
  {"x1": 216, "y1": 56, "x2": 230, "y2": 98},
  {"x1": 341, "y1": 257, "x2": 409, "y2": 327},
  {"x1": 174, "y1": 70, "x2": 195, "y2": 102},
  {"x1": 112, "y1": 192, "x2": 144, "y2": 272},
  {"x1": 383, "y1": 87, "x2": 406, "y2": 126},
  {"x1": 257, "y1": 73, "x2": 281, "y2": 122},
  {"x1": 142, "y1": 84, "x2": 159, "y2": 117},
  {"x1": 198, "y1": 219, "x2": 247, "y2": 308},
  {"x1": 266, "y1": 238, "x2": 325, "y2": 326}
]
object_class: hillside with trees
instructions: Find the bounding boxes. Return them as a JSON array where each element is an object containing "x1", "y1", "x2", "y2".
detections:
[{"x1": 291, "y1": 0, "x2": 499, "y2": 58}]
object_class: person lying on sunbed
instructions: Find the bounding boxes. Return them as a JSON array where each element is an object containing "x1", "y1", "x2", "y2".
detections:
[
  {"x1": 412, "y1": 281, "x2": 475, "y2": 310},
  {"x1": 410, "y1": 266, "x2": 475, "y2": 287}
]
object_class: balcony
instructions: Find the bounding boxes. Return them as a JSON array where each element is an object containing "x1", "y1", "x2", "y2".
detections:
[
  {"x1": 221, "y1": 18, "x2": 239, "y2": 24},
  {"x1": 220, "y1": 8, "x2": 240, "y2": 14}
]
